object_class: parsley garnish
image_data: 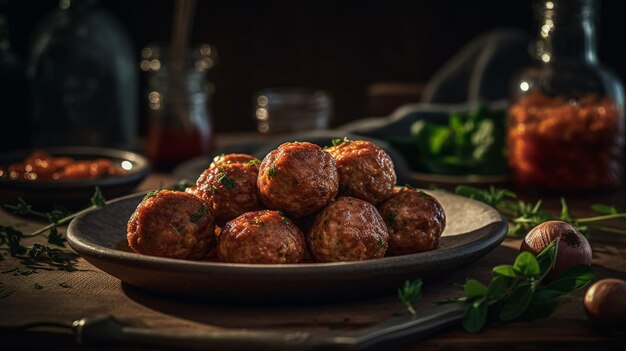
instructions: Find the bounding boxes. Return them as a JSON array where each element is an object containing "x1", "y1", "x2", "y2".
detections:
[
  {"x1": 331, "y1": 137, "x2": 351, "y2": 147},
  {"x1": 268, "y1": 164, "x2": 276, "y2": 178},
  {"x1": 218, "y1": 173, "x2": 236, "y2": 189},
  {"x1": 171, "y1": 179, "x2": 195, "y2": 192},
  {"x1": 398, "y1": 279, "x2": 423, "y2": 315},
  {"x1": 246, "y1": 159, "x2": 261, "y2": 167},
  {"x1": 189, "y1": 204, "x2": 207, "y2": 222},
  {"x1": 143, "y1": 188, "x2": 161, "y2": 201},
  {"x1": 209, "y1": 185, "x2": 217, "y2": 192}
]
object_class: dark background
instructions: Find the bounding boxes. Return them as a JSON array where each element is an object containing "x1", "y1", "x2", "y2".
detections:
[{"x1": 2, "y1": 0, "x2": 626, "y2": 134}]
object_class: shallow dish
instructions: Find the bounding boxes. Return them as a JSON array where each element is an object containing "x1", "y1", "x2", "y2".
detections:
[
  {"x1": 67, "y1": 190, "x2": 507, "y2": 302},
  {"x1": 0, "y1": 147, "x2": 149, "y2": 211}
]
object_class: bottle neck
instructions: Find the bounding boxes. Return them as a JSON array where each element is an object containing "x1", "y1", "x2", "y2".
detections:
[{"x1": 534, "y1": 0, "x2": 598, "y2": 65}]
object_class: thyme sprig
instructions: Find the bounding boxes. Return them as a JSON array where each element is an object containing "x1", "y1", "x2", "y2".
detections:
[
  {"x1": 454, "y1": 185, "x2": 626, "y2": 237},
  {"x1": 1, "y1": 187, "x2": 106, "y2": 271}
]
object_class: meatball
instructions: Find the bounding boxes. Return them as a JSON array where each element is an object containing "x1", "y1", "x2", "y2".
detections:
[
  {"x1": 378, "y1": 187, "x2": 446, "y2": 255},
  {"x1": 195, "y1": 162, "x2": 265, "y2": 226},
  {"x1": 210, "y1": 153, "x2": 260, "y2": 169},
  {"x1": 326, "y1": 140, "x2": 396, "y2": 205},
  {"x1": 217, "y1": 210, "x2": 306, "y2": 264},
  {"x1": 308, "y1": 196, "x2": 388, "y2": 262},
  {"x1": 257, "y1": 142, "x2": 339, "y2": 218},
  {"x1": 127, "y1": 190, "x2": 216, "y2": 260}
]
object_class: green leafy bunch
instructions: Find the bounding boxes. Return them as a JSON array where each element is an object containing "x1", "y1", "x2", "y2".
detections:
[
  {"x1": 387, "y1": 106, "x2": 507, "y2": 175},
  {"x1": 398, "y1": 240, "x2": 595, "y2": 333},
  {"x1": 441, "y1": 239, "x2": 594, "y2": 333}
]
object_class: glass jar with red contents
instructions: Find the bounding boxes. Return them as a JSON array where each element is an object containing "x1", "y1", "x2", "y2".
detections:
[
  {"x1": 508, "y1": 0, "x2": 624, "y2": 191},
  {"x1": 140, "y1": 44, "x2": 217, "y2": 171}
]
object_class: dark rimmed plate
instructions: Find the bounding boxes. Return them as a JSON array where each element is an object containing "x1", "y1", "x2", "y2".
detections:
[
  {"x1": 0, "y1": 147, "x2": 150, "y2": 211},
  {"x1": 67, "y1": 190, "x2": 507, "y2": 302}
]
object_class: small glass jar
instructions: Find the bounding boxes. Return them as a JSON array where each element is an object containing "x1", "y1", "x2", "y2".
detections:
[
  {"x1": 508, "y1": 0, "x2": 624, "y2": 191},
  {"x1": 140, "y1": 44, "x2": 216, "y2": 170},
  {"x1": 254, "y1": 88, "x2": 332, "y2": 134}
]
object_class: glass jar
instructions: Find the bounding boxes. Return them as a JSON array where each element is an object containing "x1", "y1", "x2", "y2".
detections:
[
  {"x1": 508, "y1": 0, "x2": 624, "y2": 191},
  {"x1": 254, "y1": 88, "x2": 332, "y2": 134},
  {"x1": 28, "y1": 0, "x2": 137, "y2": 150},
  {"x1": 141, "y1": 44, "x2": 216, "y2": 171}
]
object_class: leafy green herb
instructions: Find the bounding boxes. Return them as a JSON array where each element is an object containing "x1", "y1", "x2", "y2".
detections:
[
  {"x1": 143, "y1": 188, "x2": 161, "y2": 201},
  {"x1": 246, "y1": 159, "x2": 261, "y2": 167},
  {"x1": 209, "y1": 185, "x2": 217, "y2": 192},
  {"x1": 330, "y1": 137, "x2": 351, "y2": 147},
  {"x1": 387, "y1": 106, "x2": 507, "y2": 175},
  {"x1": 189, "y1": 204, "x2": 207, "y2": 222},
  {"x1": 439, "y1": 239, "x2": 594, "y2": 333},
  {"x1": 386, "y1": 211, "x2": 396, "y2": 223},
  {"x1": 1, "y1": 188, "x2": 104, "y2": 273},
  {"x1": 398, "y1": 279, "x2": 423, "y2": 315},
  {"x1": 218, "y1": 173, "x2": 236, "y2": 189},
  {"x1": 171, "y1": 179, "x2": 195, "y2": 192},
  {"x1": 454, "y1": 185, "x2": 626, "y2": 237},
  {"x1": 268, "y1": 164, "x2": 276, "y2": 178}
]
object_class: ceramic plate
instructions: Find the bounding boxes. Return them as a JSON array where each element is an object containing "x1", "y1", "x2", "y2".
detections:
[
  {"x1": 67, "y1": 190, "x2": 507, "y2": 302},
  {"x1": 0, "y1": 147, "x2": 149, "y2": 211}
]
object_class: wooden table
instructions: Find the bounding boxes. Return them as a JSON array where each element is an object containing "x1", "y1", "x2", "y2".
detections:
[{"x1": 1, "y1": 173, "x2": 625, "y2": 350}]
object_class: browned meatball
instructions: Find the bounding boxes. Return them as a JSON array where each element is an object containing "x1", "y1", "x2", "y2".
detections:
[
  {"x1": 195, "y1": 162, "x2": 265, "y2": 226},
  {"x1": 308, "y1": 196, "x2": 388, "y2": 262},
  {"x1": 127, "y1": 190, "x2": 215, "y2": 260},
  {"x1": 257, "y1": 142, "x2": 339, "y2": 218},
  {"x1": 210, "y1": 153, "x2": 260, "y2": 169},
  {"x1": 217, "y1": 210, "x2": 306, "y2": 264},
  {"x1": 326, "y1": 140, "x2": 396, "y2": 205},
  {"x1": 378, "y1": 188, "x2": 446, "y2": 255}
]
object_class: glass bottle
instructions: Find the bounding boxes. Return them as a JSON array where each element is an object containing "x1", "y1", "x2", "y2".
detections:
[
  {"x1": 141, "y1": 44, "x2": 216, "y2": 171},
  {"x1": 508, "y1": 0, "x2": 624, "y2": 191},
  {"x1": 28, "y1": 0, "x2": 137, "y2": 150},
  {"x1": 254, "y1": 88, "x2": 332, "y2": 134}
]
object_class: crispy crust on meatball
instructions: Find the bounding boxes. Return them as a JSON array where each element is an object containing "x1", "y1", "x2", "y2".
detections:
[
  {"x1": 195, "y1": 162, "x2": 265, "y2": 226},
  {"x1": 378, "y1": 188, "x2": 446, "y2": 255},
  {"x1": 217, "y1": 210, "x2": 306, "y2": 264},
  {"x1": 308, "y1": 196, "x2": 388, "y2": 262},
  {"x1": 210, "y1": 153, "x2": 260, "y2": 169},
  {"x1": 326, "y1": 140, "x2": 396, "y2": 205},
  {"x1": 127, "y1": 190, "x2": 216, "y2": 260},
  {"x1": 257, "y1": 142, "x2": 339, "y2": 218}
]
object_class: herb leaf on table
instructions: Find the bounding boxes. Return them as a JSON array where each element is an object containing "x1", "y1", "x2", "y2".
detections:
[
  {"x1": 398, "y1": 279, "x2": 423, "y2": 315},
  {"x1": 434, "y1": 240, "x2": 594, "y2": 333}
]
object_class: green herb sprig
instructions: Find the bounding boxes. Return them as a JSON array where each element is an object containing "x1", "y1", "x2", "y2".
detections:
[
  {"x1": 398, "y1": 279, "x2": 423, "y2": 315},
  {"x1": 438, "y1": 239, "x2": 595, "y2": 333},
  {"x1": 0, "y1": 188, "x2": 105, "y2": 271},
  {"x1": 455, "y1": 185, "x2": 626, "y2": 237}
]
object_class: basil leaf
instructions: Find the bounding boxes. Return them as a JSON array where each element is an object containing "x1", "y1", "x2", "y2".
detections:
[
  {"x1": 487, "y1": 276, "x2": 510, "y2": 299},
  {"x1": 499, "y1": 283, "x2": 534, "y2": 321},
  {"x1": 536, "y1": 239, "x2": 558, "y2": 277},
  {"x1": 513, "y1": 252, "x2": 540, "y2": 277},
  {"x1": 463, "y1": 279, "x2": 488, "y2": 298},
  {"x1": 492, "y1": 265, "x2": 518, "y2": 278},
  {"x1": 542, "y1": 264, "x2": 595, "y2": 293},
  {"x1": 463, "y1": 300, "x2": 488, "y2": 334}
]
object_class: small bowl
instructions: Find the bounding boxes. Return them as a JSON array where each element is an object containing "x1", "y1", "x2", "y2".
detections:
[{"x1": 0, "y1": 147, "x2": 150, "y2": 212}]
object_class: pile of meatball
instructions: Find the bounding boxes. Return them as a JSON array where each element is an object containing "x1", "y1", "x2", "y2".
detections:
[{"x1": 127, "y1": 140, "x2": 446, "y2": 264}]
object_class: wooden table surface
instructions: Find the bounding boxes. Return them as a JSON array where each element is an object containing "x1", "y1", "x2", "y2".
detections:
[{"x1": 1, "y1": 171, "x2": 625, "y2": 351}]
